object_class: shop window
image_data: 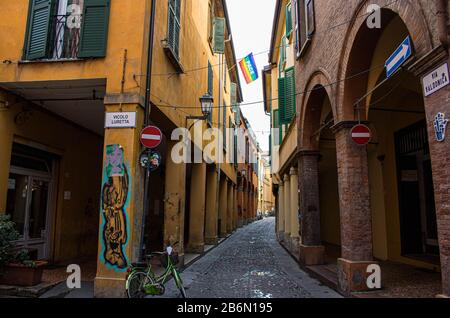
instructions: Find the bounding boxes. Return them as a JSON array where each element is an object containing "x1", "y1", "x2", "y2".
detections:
[{"x1": 23, "y1": 0, "x2": 110, "y2": 61}]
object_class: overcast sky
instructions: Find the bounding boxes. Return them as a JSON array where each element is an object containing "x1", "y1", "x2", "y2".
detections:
[{"x1": 227, "y1": 0, "x2": 276, "y2": 152}]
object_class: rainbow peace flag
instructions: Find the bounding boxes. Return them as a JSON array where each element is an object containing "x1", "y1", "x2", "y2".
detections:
[{"x1": 239, "y1": 53, "x2": 259, "y2": 84}]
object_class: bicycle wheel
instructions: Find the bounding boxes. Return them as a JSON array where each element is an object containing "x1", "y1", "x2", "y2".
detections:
[{"x1": 126, "y1": 271, "x2": 152, "y2": 298}]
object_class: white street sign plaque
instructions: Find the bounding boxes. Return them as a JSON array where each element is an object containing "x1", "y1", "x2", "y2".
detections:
[
  {"x1": 105, "y1": 112, "x2": 137, "y2": 128},
  {"x1": 422, "y1": 63, "x2": 450, "y2": 97}
]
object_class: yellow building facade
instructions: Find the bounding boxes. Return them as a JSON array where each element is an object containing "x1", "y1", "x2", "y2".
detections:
[
  {"x1": 0, "y1": 0, "x2": 248, "y2": 297},
  {"x1": 263, "y1": 0, "x2": 300, "y2": 257}
]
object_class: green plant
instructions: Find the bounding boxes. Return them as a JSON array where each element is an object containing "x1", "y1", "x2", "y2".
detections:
[
  {"x1": 0, "y1": 215, "x2": 20, "y2": 273},
  {"x1": 13, "y1": 249, "x2": 36, "y2": 268}
]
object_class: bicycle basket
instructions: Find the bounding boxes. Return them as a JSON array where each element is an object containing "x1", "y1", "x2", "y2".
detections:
[{"x1": 160, "y1": 252, "x2": 179, "y2": 267}]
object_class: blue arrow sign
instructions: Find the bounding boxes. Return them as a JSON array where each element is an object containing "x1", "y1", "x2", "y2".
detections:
[{"x1": 385, "y1": 36, "x2": 412, "y2": 78}]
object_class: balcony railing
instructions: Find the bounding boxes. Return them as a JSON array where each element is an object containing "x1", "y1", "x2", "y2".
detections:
[{"x1": 47, "y1": 14, "x2": 83, "y2": 60}]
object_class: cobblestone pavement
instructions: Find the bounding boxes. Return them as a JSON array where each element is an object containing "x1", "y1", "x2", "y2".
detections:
[{"x1": 162, "y1": 217, "x2": 341, "y2": 298}]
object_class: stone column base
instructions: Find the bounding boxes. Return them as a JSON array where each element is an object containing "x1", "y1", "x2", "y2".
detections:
[
  {"x1": 94, "y1": 277, "x2": 127, "y2": 298},
  {"x1": 290, "y1": 236, "x2": 300, "y2": 259},
  {"x1": 186, "y1": 243, "x2": 205, "y2": 254},
  {"x1": 277, "y1": 232, "x2": 285, "y2": 242},
  {"x1": 337, "y1": 258, "x2": 380, "y2": 294},
  {"x1": 299, "y1": 244, "x2": 325, "y2": 266},
  {"x1": 205, "y1": 237, "x2": 218, "y2": 245}
]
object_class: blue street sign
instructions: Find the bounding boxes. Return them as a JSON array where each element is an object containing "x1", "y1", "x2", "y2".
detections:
[{"x1": 385, "y1": 36, "x2": 412, "y2": 78}]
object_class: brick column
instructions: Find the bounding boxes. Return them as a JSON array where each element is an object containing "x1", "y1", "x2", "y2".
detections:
[
  {"x1": 277, "y1": 180, "x2": 285, "y2": 240},
  {"x1": 333, "y1": 121, "x2": 375, "y2": 294},
  {"x1": 410, "y1": 51, "x2": 450, "y2": 297},
  {"x1": 298, "y1": 151, "x2": 325, "y2": 265},
  {"x1": 187, "y1": 162, "x2": 206, "y2": 253}
]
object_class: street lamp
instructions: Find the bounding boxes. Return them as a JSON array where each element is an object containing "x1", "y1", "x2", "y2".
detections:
[
  {"x1": 199, "y1": 93, "x2": 213, "y2": 118},
  {"x1": 186, "y1": 93, "x2": 214, "y2": 131}
]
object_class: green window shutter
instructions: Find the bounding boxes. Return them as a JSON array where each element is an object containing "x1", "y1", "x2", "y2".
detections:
[
  {"x1": 223, "y1": 101, "x2": 227, "y2": 150},
  {"x1": 24, "y1": 0, "x2": 54, "y2": 60},
  {"x1": 234, "y1": 129, "x2": 238, "y2": 167},
  {"x1": 235, "y1": 107, "x2": 241, "y2": 126},
  {"x1": 269, "y1": 134, "x2": 272, "y2": 157},
  {"x1": 278, "y1": 77, "x2": 288, "y2": 125},
  {"x1": 284, "y1": 67, "x2": 296, "y2": 123},
  {"x1": 273, "y1": 109, "x2": 280, "y2": 146},
  {"x1": 230, "y1": 82, "x2": 237, "y2": 109},
  {"x1": 213, "y1": 17, "x2": 225, "y2": 54},
  {"x1": 208, "y1": 61, "x2": 213, "y2": 95},
  {"x1": 78, "y1": 0, "x2": 111, "y2": 58},
  {"x1": 286, "y1": 3, "x2": 293, "y2": 37},
  {"x1": 167, "y1": 0, "x2": 181, "y2": 59}
]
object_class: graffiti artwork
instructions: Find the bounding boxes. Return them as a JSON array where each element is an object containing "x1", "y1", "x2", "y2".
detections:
[{"x1": 101, "y1": 145, "x2": 129, "y2": 270}]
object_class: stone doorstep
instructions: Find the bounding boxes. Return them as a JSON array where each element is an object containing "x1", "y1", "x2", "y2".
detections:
[{"x1": 0, "y1": 280, "x2": 65, "y2": 298}]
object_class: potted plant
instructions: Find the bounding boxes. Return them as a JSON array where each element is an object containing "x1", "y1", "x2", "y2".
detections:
[{"x1": 0, "y1": 215, "x2": 47, "y2": 287}]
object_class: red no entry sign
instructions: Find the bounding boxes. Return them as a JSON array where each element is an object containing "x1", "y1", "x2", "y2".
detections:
[
  {"x1": 351, "y1": 124, "x2": 372, "y2": 146},
  {"x1": 140, "y1": 126, "x2": 162, "y2": 149}
]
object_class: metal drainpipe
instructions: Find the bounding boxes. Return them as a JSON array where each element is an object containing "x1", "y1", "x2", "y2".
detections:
[
  {"x1": 436, "y1": 0, "x2": 450, "y2": 48},
  {"x1": 139, "y1": 0, "x2": 157, "y2": 262}
]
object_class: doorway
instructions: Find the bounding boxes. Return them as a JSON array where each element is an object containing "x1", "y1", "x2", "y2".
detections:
[
  {"x1": 5, "y1": 143, "x2": 57, "y2": 260},
  {"x1": 395, "y1": 120, "x2": 439, "y2": 257}
]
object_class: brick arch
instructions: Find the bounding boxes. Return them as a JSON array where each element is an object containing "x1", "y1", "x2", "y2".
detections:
[
  {"x1": 299, "y1": 70, "x2": 336, "y2": 150},
  {"x1": 335, "y1": 0, "x2": 433, "y2": 121}
]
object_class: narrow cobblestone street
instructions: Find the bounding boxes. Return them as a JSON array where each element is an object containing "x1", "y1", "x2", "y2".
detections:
[{"x1": 163, "y1": 217, "x2": 341, "y2": 298}]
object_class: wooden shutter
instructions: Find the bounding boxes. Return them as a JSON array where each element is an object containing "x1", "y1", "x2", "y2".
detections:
[
  {"x1": 278, "y1": 77, "x2": 287, "y2": 125},
  {"x1": 284, "y1": 67, "x2": 296, "y2": 123},
  {"x1": 24, "y1": 0, "x2": 54, "y2": 60},
  {"x1": 208, "y1": 61, "x2": 213, "y2": 95},
  {"x1": 78, "y1": 0, "x2": 110, "y2": 58},
  {"x1": 230, "y1": 82, "x2": 237, "y2": 109},
  {"x1": 166, "y1": 0, "x2": 181, "y2": 59},
  {"x1": 286, "y1": 3, "x2": 293, "y2": 37},
  {"x1": 213, "y1": 17, "x2": 225, "y2": 54},
  {"x1": 223, "y1": 101, "x2": 227, "y2": 151},
  {"x1": 273, "y1": 109, "x2": 280, "y2": 146}
]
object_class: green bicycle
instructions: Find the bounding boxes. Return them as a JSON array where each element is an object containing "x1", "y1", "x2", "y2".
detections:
[{"x1": 125, "y1": 243, "x2": 186, "y2": 298}]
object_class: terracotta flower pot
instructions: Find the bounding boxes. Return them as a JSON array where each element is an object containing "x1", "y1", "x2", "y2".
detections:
[{"x1": 0, "y1": 261, "x2": 48, "y2": 287}]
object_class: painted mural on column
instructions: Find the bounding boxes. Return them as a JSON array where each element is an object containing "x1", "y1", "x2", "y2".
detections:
[{"x1": 100, "y1": 144, "x2": 130, "y2": 271}]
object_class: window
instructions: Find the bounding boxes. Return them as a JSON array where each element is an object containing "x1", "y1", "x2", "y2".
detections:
[
  {"x1": 208, "y1": 61, "x2": 213, "y2": 95},
  {"x1": 224, "y1": 60, "x2": 227, "y2": 92},
  {"x1": 286, "y1": 2, "x2": 293, "y2": 38},
  {"x1": 278, "y1": 67, "x2": 296, "y2": 125},
  {"x1": 206, "y1": 61, "x2": 213, "y2": 125},
  {"x1": 295, "y1": 0, "x2": 314, "y2": 58},
  {"x1": 208, "y1": 0, "x2": 214, "y2": 44},
  {"x1": 223, "y1": 99, "x2": 227, "y2": 151},
  {"x1": 273, "y1": 109, "x2": 281, "y2": 146},
  {"x1": 167, "y1": 0, "x2": 181, "y2": 59},
  {"x1": 279, "y1": 36, "x2": 286, "y2": 75},
  {"x1": 23, "y1": 0, "x2": 110, "y2": 61}
]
